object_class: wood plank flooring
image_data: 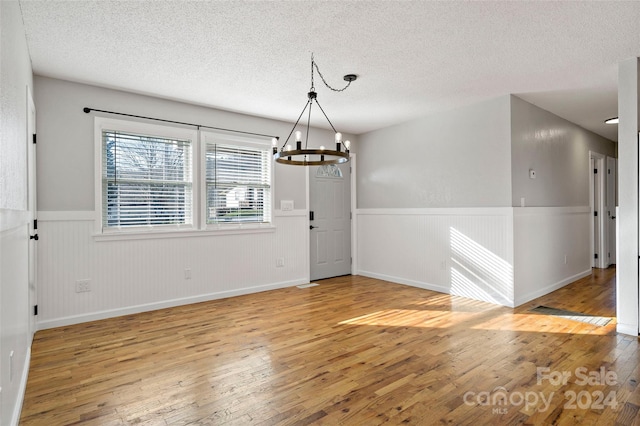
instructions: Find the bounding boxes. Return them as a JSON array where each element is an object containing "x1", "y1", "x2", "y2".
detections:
[{"x1": 20, "y1": 268, "x2": 640, "y2": 425}]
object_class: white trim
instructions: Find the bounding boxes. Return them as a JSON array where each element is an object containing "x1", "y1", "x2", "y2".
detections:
[
  {"x1": 358, "y1": 270, "x2": 452, "y2": 299},
  {"x1": 92, "y1": 225, "x2": 276, "y2": 241},
  {"x1": 512, "y1": 206, "x2": 590, "y2": 216},
  {"x1": 39, "y1": 209, "x2": 306, "y2": 220},
  {"x1": 616, "y1": 323, "x2": 638, "y2": 336},
  {"x1": 304, "y1": 164, "x2": 311, "y2": 283},
  {"x1": 11, "y1": 344, "x2": 31, "y2": 426},
  {"x1": 590, "y1": 151, "x2": 608, "y2": 269},
  {"x1": 10, "y1": 346, "x2": 31, "y2": 426},
  {"x1": 350, "y1": 153, "x2": 358, "y2": 275},
  {"x1": 37, "y1": 211, "x2": 95, "y2": 221},
  {"x1": 356, "y1": 207, "x2": 513, "y2": 216},
  {"x1": 200, "y1": 130, "x2": 274, "y2": 228},
  {"x1": 94, "y1": 116, "x2": 200, "y2": 235},
  {"x1": 514, "y1": 269, "x2": 592, "y2": 307},
  {"x1": 37, "y1": 278, "x2": 307, "y2": 330}
]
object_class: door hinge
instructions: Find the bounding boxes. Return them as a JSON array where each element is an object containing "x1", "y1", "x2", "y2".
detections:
[
  {"x1": 350, "y1": 257, "x2": 353, "y2": 265},
  {"x1": 594, "y1": 253, "x2": 599, "y2": 259},
  {"x1": 594, "y1": 168, "x2": 598, "y2": 174},
  {"x1": 33, "y1": 305, "x2": 38, "y2": 316},
  {"x1": 350, "y1": 212, "x2": 352, "y2": 220},
  {"x1": 608, "y1": 169, "x2": 611, "y2": 174},
  {"x1": 33, "y1": 219, "x2": 37, "y2": 230},
  {"x1": 594, "y1": 211, "x2": 598, "y2": 217},
  {"x1": 30, "y1": 234, "x2": 39, "y2": 241},
  {"x1": 32, "y1": 133, "x2": 37, "y2": 144}
]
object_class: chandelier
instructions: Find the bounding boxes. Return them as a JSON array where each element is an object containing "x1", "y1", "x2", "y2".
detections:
[{"x1": 273, "y1": 54, "x2": 357, "y2": 166}]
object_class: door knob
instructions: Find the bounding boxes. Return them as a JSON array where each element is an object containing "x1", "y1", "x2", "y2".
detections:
[{"x1": 310, "y1": 225, "x2": 318, "y2": 230}]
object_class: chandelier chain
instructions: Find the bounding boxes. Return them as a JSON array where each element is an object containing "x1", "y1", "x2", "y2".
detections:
[{"x1": 312, "y1": 60, "x2": 352, "y2": 92}]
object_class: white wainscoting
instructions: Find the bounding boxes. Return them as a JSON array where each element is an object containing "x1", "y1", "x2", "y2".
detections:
[
  {"x1": 356, "y1": 208, "x2": 515, "y2": 306},
  {"x1": 513, "y1": 207, "x2": 592, "y2": 306},
  {"x1": 37, "y1": 210, "x2": 309, "y2": 329},
  {"x1": 0, "y1": 209, "x2": 31, "y2": 426},
  {"x1": 356, "y1": 207, "x2": 593, "y2": 308}
]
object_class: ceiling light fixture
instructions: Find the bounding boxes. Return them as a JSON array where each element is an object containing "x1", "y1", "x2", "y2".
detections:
[
  {"x1": 605, "y1": 117, "x2": 619, "y2": 124},
  {"x1": 273, "y1": 54, "x2": 356, "y2": 166}
]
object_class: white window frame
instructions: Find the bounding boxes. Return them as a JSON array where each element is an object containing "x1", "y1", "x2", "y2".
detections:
[
  {"x1": 200, "y1": 130, "x2": 274, "y2": 231},
  {"x1": 94, "y1": 117, "x2": 275, "y2": 241},
  {"x1": 94, "y1": 117, "x2": 199, "y2": 237}
]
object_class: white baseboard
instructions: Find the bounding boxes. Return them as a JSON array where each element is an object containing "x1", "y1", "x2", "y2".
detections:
[
  {"x1": 360, "y1": 270, "x2": 514, "y2": 307},
  {"x1": 10, "y1": 346, "x2": 31, "y2": 426},
  {"x1": 37, "y1": 278, "x2": 307, "y2": 330},
  {"x1": 357, "y1": 270, "x2": 451, "y2": 296},
  {"x1": 514, "y1": 269, "x2": 593, "y2": 307},
  {"x1": 616, "y1": 323, "x2": 638, "y2": 336}
]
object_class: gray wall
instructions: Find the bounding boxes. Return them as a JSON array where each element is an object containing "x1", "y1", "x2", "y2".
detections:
[
  {"x1": 357, "y1": 96, "x2": 512, "y2": 208},
  {"x1": 511, "y1": 95, "x2": 616, "y2": 207},
  {"x1": 34, "y1": 76, "x2": 358, "y2": 212}
]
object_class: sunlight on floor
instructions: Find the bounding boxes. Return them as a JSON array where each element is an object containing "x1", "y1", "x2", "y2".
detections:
[
  {"x1": 339, "y1": 309, "x2": 614, "y2": 336},
  {"x1": 338, "y1": 308, "x2": 478, "y2": 328}
]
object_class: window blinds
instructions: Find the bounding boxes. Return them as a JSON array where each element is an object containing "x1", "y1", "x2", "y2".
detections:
[
  {"x1": 102, "y1": 130, "x2": 193, "y2": 228},
  {"x1": 206, "y1": 142, "x2": 271, "y2": 224}
]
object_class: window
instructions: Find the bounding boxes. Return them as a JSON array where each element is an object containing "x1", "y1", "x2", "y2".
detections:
[
  {"x1": 102, "y1": 129, "x2": 193, "y2": 229},
  {"x1": 203, "y1": 132, "x2": 272, "y2": 225},
  {"x1": 95, "y1": 118, "x2": 272, "y2": 237}
]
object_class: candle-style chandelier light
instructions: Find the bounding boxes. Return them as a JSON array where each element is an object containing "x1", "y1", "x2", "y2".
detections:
[{"x1": 273, "y1": 54, "x2": 357, "y2": 166}]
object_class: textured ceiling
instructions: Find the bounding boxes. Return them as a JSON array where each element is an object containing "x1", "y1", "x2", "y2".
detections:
[{"x1": 18, "y1": 1, "x2": 640, "y2": 141}]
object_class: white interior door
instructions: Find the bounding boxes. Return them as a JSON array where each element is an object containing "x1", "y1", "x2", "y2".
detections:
[
  {"x1": 27, "y1": 88, "x2": 37, "y2": 336},
  {"x1": 309, "y1": 163, "x2": 351, "y2": 281},
  {"x1": 590, "y1": 153, "x2": 607, "y2": 269},
  {"x1": 592, "y1": 158, "x2": 598, "y2": 267},
  {"x1": 607, "y1": 157, "x2": 617, "y2": 265}
]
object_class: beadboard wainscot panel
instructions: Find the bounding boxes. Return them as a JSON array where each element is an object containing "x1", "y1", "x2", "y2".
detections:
[
  {"x1": 513, "y1": 206, "x2": 592, "y2": 306},
  {"x1": 0, "y1": 209, "x2": 32, "y2": 426},
  {"x1": 356, "y1": 208, "x2": 515, "y2": 307},
  {"x1": 37, "y1": 210, "x2": 308, "y2": 329}
]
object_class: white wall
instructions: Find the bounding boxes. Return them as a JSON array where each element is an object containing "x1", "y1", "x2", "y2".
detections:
[
  {"x1": 510, "y1": 96, "x2": 616, "y2": 307},
  {"x1": 0, "y1": 1, "x2": 35, "y2": 424},
  {"x1": 513, "y1": 207, "x2": 592, "y2": 306},
  {"x1": 355, "y1": 96, "x2": 515, "y2": 306},
  {"x1": 616, "y1": 58, "x2": 639, "y2": 336},
  {"x1": 355, "y1": 95, "x2": 617, "y2": 308},
  {"x1": 357, "y1": 208, "x2": 515, "y2": 306},
  {"x1": 34, "y1": 77, "x2": 358, "y2": 328}
]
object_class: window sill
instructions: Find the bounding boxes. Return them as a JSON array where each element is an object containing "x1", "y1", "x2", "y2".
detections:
[{"x1": 93, "y1": 224, "x2": 276, "y2": 242}]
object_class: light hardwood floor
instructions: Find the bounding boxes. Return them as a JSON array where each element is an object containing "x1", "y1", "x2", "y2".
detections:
[{"x1": 20, "y1": 268, "x2": 639, "y2": 425}]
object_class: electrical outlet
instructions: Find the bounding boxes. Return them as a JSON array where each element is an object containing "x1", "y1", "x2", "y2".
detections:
[
  {"x1": 75, "y1": 279, "x2": 91, "y2": 293},
  {"x1": 184, "y1": 268, "x2": 192, "y2": 280},
  {"x1": 276, "y1": 258, "x2": 285, "y2": 268}
]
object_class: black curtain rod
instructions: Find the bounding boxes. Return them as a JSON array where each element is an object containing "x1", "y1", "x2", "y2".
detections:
[{"x1": 83, "y1": 107, "x2": 279, "y2": 140}]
